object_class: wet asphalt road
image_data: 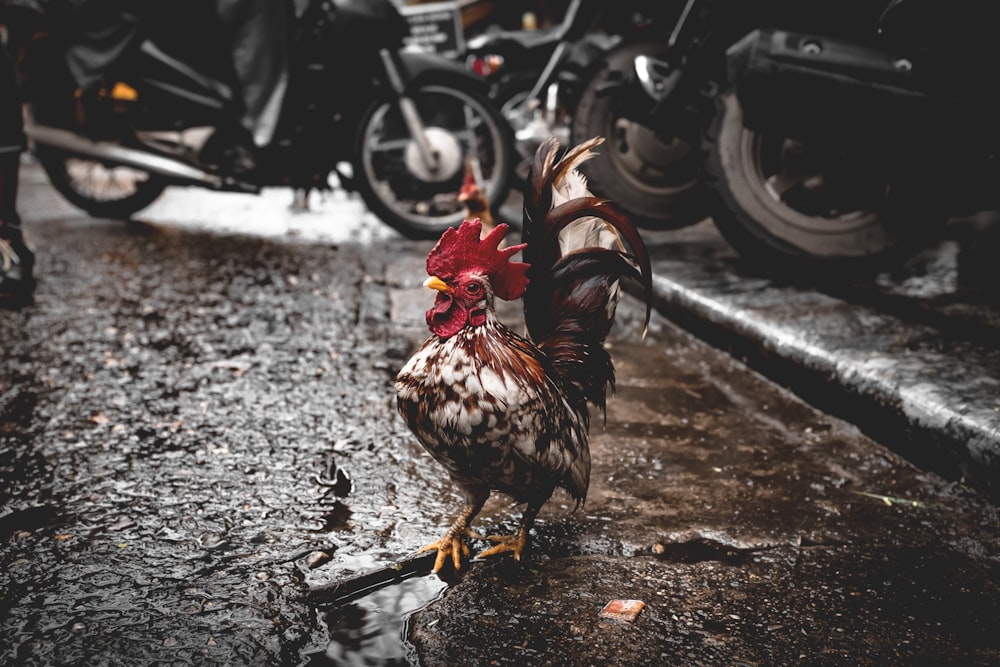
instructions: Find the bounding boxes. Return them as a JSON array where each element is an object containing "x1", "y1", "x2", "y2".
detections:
[{"x1": 2, "y1": 162, "x2": 1000, "y2": 665}]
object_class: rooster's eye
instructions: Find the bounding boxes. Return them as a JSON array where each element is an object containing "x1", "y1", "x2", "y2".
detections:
[{"x1": 466, "y1": 283, "x2": 482, "y2": 295}]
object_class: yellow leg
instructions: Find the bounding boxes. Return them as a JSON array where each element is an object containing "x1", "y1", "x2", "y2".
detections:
[
  {"x1": 417, "y1": 500, "x2": 484, "y2": 573},
  {"x1": 476, "y1": 502, "x2": 541, "y2": 562}
]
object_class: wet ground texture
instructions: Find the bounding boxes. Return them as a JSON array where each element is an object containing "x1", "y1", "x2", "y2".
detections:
[
  {"x1": 635, "y1": 213, "x2": 1000, "y2": 505},
  {"x1": 2, "y1": 164, "x2": 1000, "y2": 665}
]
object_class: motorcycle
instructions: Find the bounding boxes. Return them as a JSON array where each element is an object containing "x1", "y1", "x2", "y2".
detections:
[
  {"x1": 601, "y1": 0, "x2": 1000, "y2": 274},
  {"x1": 570, "y1": 34, "x2": 709, "y2": 230},
  {"x1": 13, "y1": 0, "x2": 515, "y2": 240},
  {"x1": 463, "y1": 0, "x2": 678, "y2": 201}
]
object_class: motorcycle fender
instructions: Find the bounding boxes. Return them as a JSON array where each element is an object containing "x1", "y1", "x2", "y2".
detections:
[
  {"x1": 395, "y1": 50, "x2": 490, "y2": 94},
  {"x1": 726, "y1": 29, "x2": 930, "y2": 140}
]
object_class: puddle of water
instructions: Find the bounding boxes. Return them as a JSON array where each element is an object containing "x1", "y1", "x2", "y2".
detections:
[{"x1": 304, "y1": 555, "x2": 447, "y2": 667}]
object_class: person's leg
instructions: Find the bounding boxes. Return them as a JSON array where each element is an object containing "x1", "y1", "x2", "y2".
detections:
[
  {"x1": 214, "y1": 0, "x2": 288, "y2": 147},
  {"x1": 0, "y1": 44, "x2": 34, "y2": 303}
]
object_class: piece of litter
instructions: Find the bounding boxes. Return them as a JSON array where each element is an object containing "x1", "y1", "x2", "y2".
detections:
[
  {"x1": 306, "y1": 551, "x2": 331, "y2": 569},
  {"x1": 599, "y1": 599, "x2": 645, "y2": 623}
]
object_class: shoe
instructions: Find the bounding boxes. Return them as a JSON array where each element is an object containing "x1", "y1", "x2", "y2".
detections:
[
  {"x1": 197, "y1": 126, "x2": 259, "y2": 179},
  {"x1": 0, "y1": 234, "x2": 35, "y2": 307}
]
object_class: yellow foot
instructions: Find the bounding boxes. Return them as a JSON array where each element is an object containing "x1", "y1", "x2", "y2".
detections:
[
  {"x1": 476, "y1": 532, "x2": 527, "y2": 561},
  {"x1": 417, "y1": 532, "x2": 471, "y2": 573}
]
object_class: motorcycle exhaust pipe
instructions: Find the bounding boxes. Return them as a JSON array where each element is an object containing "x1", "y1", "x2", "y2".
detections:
[{"x1": 24, "y1": 124, "x2": 224, "y2": 187}]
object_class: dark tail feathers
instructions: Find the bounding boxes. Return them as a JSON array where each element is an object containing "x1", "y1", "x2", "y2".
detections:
[{"x1": 521, "y1": 136, "x2": 653, "y2": 414}]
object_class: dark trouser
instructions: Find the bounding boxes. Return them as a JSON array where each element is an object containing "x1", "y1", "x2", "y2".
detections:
[
  {"x1": 0, "y1": 45, "x2": 24, "y2": 236},
  {"x1": 215, "y1": 0, "x2": 288, "y2": 146}
]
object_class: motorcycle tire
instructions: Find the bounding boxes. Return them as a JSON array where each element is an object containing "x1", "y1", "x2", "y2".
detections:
[
  {"x1": 703, "y1": 91, "x2": 943, "y2": 278},
  {"x1": 354, "y1": 81, "x2": 515, "y2": 240},
  {"x1": 571, "y1": 42, "x2": 710, "y2": 230},
  {"x1": 34, "y1": 145, "x2": 168, "y2": 219}
]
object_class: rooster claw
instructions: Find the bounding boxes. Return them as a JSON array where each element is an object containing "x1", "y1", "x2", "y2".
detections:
[
  {"x1": 476, "y1": 533, "x2": 527, "y2": 562},
  {"x1": 417, "y1": 533, "x2": 471, "y2": 573}
]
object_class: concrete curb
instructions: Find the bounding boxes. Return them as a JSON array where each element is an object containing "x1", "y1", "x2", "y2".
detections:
[{"x1": 643, "y1": 256, "x2": 1000, "y2": 503}]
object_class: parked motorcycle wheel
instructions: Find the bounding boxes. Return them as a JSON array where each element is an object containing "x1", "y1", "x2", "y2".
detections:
[
  {"x1": 571, "y1": 42, "x2": 709, "y2": 230},
  {"x1": 34, "y1": 146, "x2": 169, "y2": 219},
  {"x1": 704, "y1": 92, "x2": 942, "y2": 276},
  {"x1": 355, "y1": 82, "x2": 514, "y2": 240}
]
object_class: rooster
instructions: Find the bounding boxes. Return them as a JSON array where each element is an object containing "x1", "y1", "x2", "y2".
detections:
[
  {"x1": 457, "y1": 159, "x2": 496, "y2": 239},
  {"x1": 395, "y1": 136, "x2": 652, "y2": 572}
]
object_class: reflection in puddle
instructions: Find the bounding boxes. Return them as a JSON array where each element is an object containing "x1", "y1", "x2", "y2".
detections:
[{"x1": 306, "y1": 572, "x2": 447, "y2": 666}]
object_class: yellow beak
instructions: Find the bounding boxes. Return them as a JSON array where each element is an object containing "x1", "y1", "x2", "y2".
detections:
[{"x1": 424, "y1": 276, "x2": 451, "y2": 293}]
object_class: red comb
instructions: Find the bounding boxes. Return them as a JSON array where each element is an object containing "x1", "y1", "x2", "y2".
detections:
[
  {"x1": 426, "y1": 219, "x2": 529, "y2": 301},
  {"x1": 458, "y1": 172, "x2": 477, "y2": 201}
]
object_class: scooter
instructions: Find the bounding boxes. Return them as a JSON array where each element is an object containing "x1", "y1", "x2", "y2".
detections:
[
  {"x1": 16, "y1": 0, "x2": 515, "y2": 240},
  {"x1": 600, "y1": 0, "x2": 1000, "y2": 274},
  {"x1": 463, "y1": 0, "x2": 674, "y2": 190}
]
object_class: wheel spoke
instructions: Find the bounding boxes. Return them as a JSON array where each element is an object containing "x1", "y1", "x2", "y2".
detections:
[
  {"x1": 357, "y1": 84, "x2": 511, "y2": 237},
  {"x1": 64, "y1": 159, "x2": 143, "y2": 203},
  {"x1": 764, "y1": 171, "x2": 813, "y2": 202},
  {"x1": 368, "y1": 137, "x2": 411, "y2": 153}
]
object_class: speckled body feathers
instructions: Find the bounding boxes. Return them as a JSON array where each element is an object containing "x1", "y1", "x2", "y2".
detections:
[{"x1": 396, "y1": 309, "x2": 590, "y2": 505}]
